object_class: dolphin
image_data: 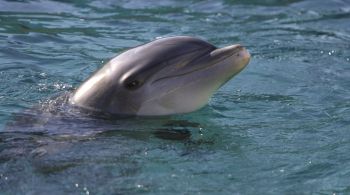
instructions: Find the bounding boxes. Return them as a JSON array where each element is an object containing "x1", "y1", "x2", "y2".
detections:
[{"x1": 69, "y1": 36, "x2": 250, "y2": 116}]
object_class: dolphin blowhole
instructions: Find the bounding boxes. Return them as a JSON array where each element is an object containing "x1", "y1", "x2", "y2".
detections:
[{"x1": 70, "y1": 36, "x2": 250, "y2": 116}]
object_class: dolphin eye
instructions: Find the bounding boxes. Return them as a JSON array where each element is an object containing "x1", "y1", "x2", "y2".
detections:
[{"x1": 125, "y1": 80, "x2": 141, "y2": 90}]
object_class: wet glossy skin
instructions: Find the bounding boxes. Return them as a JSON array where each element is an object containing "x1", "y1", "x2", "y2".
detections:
[{"x1": 70, "y1": 36, "x2": 250, "y2": 116}]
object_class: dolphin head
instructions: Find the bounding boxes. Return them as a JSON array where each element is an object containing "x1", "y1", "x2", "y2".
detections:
[{"x1": 70, "y1": 36, "x2": 250, "y2": 116}]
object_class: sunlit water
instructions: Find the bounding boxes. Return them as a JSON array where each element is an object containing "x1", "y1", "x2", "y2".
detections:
[{"x1": 0, "y1": 0, "x2": 350, "y2": 194}]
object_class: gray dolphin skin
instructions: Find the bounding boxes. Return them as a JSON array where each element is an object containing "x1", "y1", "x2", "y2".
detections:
[{"x1": 69, "y1": 36, "x2": 250, "y2": 116}]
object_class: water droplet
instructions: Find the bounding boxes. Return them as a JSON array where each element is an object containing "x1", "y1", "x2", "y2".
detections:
[
  {"x1": 137, "y1": 184, "x2": 143, "y2": 188},
  {"x1": 328, "y1": 52, "x2": 332, "y2": 56},
  {"x1": 347, "y1": 58, "x2": 349, "y2": 61},
  {"x1": 4, "y1": 177, "x2": 8, "y2": 180},
  {"x1": 75, "y1": 183, "x2": 79, "y2": 188},
  {"x1": 83, "y1": 187, "x2": 87, "y2": 191},
  {"x1": 320, "y1": 51, "x2": 324, "y2": 54},
  {"x1": 279, "y1": 169, "x2": 285, "y2": 173},
  {"x1": 199, "y1": 127, "x2": 204, "y2": 135},
  {"x1": 86, "y1": 191, "x2": 89, "y2": 195}
]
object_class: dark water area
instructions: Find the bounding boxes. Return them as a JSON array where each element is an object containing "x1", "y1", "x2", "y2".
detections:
[{"x1": 0, "y1": 0, "x2": 350, "y2": 194}]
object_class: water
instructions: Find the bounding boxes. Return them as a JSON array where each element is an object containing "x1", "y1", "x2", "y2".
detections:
[{"x1": 0, "y1": 0, "x2": 350, "y2": 194}]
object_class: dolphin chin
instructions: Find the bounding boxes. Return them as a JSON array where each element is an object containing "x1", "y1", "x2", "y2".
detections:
[{"x1": 70, "y1": 36, "x2": 250, "y2": 116}]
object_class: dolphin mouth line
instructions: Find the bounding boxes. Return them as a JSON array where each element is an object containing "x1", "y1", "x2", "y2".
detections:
[
  {"x1": 140, "y1": 53, "x2": 238, "y2": 108},
  {"x1": 151, "y1": 47, "x2": 240, "y2": 85}
]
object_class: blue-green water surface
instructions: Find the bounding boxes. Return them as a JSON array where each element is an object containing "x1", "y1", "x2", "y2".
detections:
[{"x1": 0, "y1": 0, "x2": 350, "y2": 194}]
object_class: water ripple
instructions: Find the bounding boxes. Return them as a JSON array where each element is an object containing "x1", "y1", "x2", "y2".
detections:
[{"x1": 1, "y1": 0, "x2": 350, "y2": 194}]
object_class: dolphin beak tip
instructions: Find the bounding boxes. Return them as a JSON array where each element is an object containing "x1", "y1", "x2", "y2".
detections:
[
  {"x1": 235, "y1": 44, "x2": 250, "y2": 64},
  {"x1": 243, "y1": 48, "x2": 251, "y2": 63}
]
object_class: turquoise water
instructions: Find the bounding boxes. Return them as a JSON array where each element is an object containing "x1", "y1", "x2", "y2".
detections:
[{"x1": 1, "y1": 0, "x2": 350, "y2": 194}]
